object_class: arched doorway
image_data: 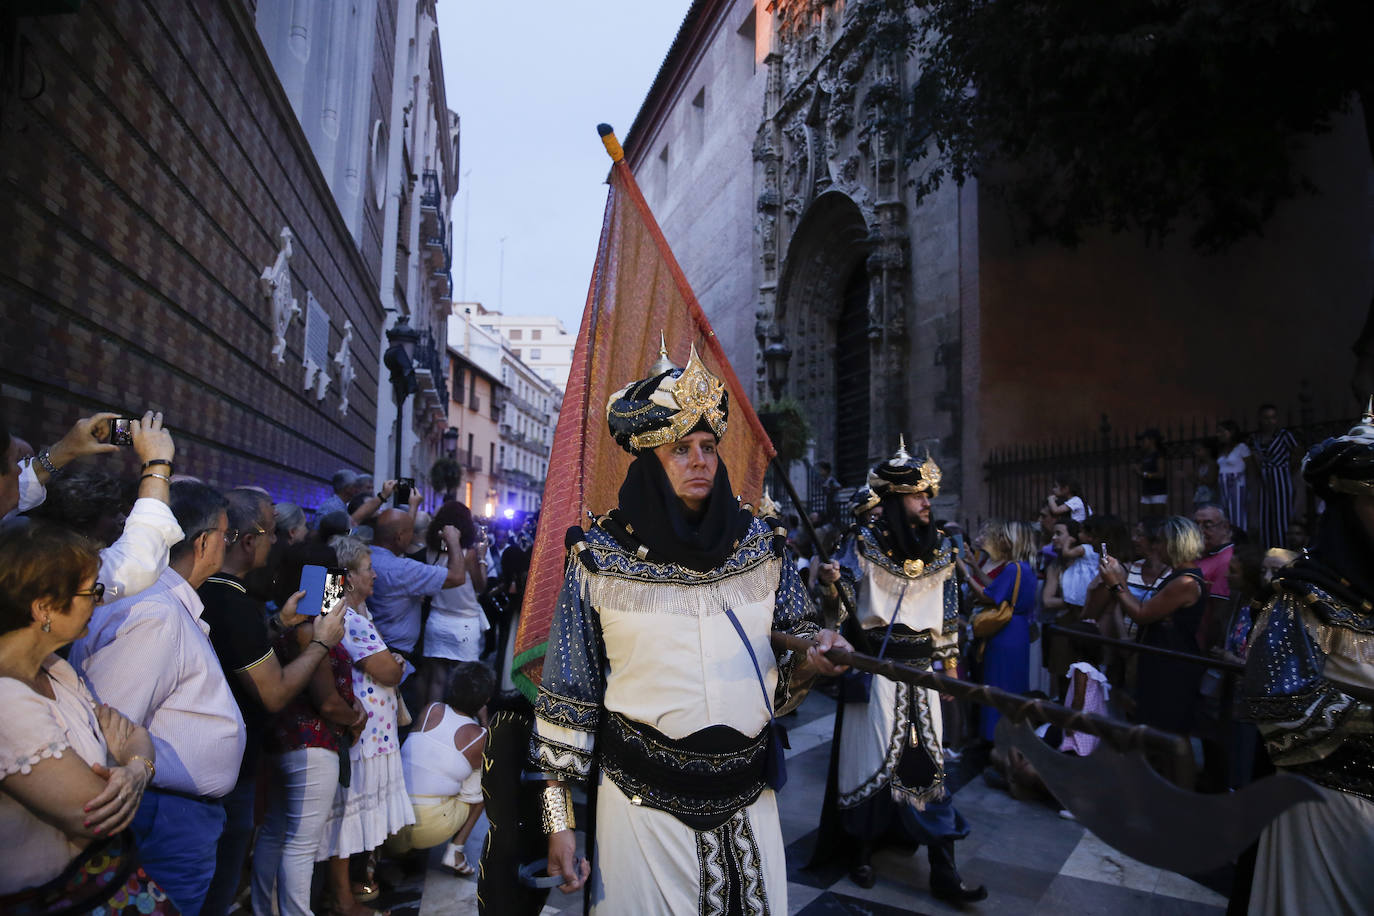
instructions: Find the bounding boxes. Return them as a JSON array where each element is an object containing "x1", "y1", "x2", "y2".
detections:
[
  {"x1": 834, "y1": 264, "x2": 871, "y2": 484},
  {"x1": 774, "y1": 191, "x2": 872, "y2": 485}
]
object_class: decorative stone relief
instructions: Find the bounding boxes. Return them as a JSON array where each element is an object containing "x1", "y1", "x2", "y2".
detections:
[
  {"x1": 259, "y1": 227, "x2": 298, "y2": 364},
  {"x1": 333, "y1": 319, "x2": 357, "y2": 416},
  {"x1": 302, "y1": 292, "x2": 331, "y2": 400}
]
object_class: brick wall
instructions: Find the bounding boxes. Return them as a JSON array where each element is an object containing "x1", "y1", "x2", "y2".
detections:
[{"x1": 0, "y1": 0, "x2": 386, "y2": 512}]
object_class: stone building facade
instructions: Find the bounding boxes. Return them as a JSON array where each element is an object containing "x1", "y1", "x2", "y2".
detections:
[
  {"x1": 448, "y1": 305, "x2": 558, "y2": 518},
  {"x1": 0, "y1": 0, "x2": 391, "y2": 509},
  {"x1": 624, "y1": 0, "x2": 1372, "y2": 522},
  {"x1": 446, "y1": 343, "x2": 503, "y2": 517},
  {"x1": 256, "y1": 0, "x2": 461, "y2": 492},
  {"x1": 473, "y1": 306, "x2": 575, "y2": 391}
]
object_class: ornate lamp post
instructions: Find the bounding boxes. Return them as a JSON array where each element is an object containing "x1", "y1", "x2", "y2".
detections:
[
  {"x1": 763, "y1": 339, "x2": 792, "y2": 402},
  {"x1": 442, "y1": 426, "x2": 459, "y2": 458},
  {"x1": 383, "y1": 317, "x2": 421, "y2": 479}
]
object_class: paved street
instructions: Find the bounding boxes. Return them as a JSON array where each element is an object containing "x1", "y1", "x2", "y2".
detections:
[{"x1": 368, "y1": 691, "x2": 1229, "y2": 916}]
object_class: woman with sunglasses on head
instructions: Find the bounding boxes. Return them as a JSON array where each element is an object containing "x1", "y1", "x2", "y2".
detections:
[{"x1": 0, "y1": 522, "x2": 177, "y2": 914}]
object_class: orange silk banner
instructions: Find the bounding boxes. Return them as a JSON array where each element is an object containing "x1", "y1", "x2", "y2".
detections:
[{"x1": 509, "y1": 152, "x2": 776, "y2": 700}]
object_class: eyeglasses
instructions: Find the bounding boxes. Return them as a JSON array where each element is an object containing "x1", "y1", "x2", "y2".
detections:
[{"x1": 73, "y1": 582, "x2": 106, "y2": 604}]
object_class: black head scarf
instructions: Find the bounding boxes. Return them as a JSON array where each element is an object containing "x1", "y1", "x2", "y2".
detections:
[
  {"x1": 611, "y1": 452, "x2": 753, "y2": 573},
  {"x1": 1288, "y1": 496, "x2": 1374, "y2": 607},
  {"x1": 873, "y1": 492, "x2": 939, "y2": 564}
]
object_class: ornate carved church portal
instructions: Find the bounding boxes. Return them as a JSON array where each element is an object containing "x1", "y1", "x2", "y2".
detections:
[
  {"x1": 770, "y1": 190, "x2": 874, "y2": 483},
  {"x1": 835, "y1": 263, "x2": 871, "y2": 485}
]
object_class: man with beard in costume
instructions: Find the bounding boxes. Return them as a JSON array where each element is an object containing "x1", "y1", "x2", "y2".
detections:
[
  {"x1": 1241, "y1": 405, "x2": 1374, "y2": 914},
  {"x1": 833, "y1": 438, "x2": 987, "y2": 903},
  {"x1": 530, "y1": 344, "x2": 852, "y2": 914}
]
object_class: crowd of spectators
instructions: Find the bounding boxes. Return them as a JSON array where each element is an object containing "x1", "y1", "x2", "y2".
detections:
[
  {"x1": 784, "y1": 410, "x2": 1312, "y2": 804},
  {"x1": 0, "y1": 411, "x2": 514, "y2": 916}
]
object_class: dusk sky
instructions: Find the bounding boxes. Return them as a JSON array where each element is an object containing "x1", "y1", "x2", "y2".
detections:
[{"x1": 441, "y1": 1, "x2": 692, "y2": 333}]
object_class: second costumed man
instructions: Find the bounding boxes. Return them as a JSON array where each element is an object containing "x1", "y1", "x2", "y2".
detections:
[{"x1": 834, "y1": 438, "x2": 987, "y2": 903}]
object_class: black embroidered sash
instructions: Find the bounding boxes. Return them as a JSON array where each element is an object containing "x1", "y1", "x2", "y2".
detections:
[{"x1": 600, "y1": 712, "x2": 768, "y2": 831}]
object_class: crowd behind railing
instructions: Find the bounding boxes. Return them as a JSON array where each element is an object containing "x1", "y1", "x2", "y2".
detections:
[
  {"x1": 781, "y1": 409, "x2": 1313, "y2": 819},
  {"x1": 0, "y1": 411, "x2": 540, "y2": 916}
]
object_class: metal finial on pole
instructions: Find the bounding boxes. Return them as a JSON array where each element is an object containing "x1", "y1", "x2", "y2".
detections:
[{"x1": 597, "y1": 123, "x2": 624, "y2": 163}]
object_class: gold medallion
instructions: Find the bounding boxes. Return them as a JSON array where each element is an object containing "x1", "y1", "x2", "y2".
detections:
[{"x1": 903, "y1": 558, "x2": 925, "y2": 577}]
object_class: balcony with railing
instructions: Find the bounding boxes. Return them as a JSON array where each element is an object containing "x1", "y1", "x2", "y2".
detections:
[
  {"x1": 461, "y1": 452, "x2": 484, "y2": 473},
  {"x1": 411, "y1": 329, "x2": 449, "y2": 421},
  {"x1": 420, "y1": 169, "x2": 441, "y2": 211}
]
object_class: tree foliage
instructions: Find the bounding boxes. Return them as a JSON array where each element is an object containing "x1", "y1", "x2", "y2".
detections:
[{"x1": 906, "y1": 0, "x2": 1373, "y2": 250}]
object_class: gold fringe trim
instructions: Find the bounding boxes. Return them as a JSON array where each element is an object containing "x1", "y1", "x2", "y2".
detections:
[
  {"x1": 1301, "y1": 608, "x2": 1374, "y2": 665},
  {"x1": 581, "y1": 556, "x2": 782, "y2": 617}
]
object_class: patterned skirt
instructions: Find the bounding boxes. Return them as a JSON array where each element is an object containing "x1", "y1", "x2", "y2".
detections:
[{"x1": 0, "y1": 831, "x2": 179, "y2": 915}]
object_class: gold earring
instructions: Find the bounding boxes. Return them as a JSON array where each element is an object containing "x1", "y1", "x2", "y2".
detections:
[{"x1": 41, "y1": 616, "x2": 51, "y2": 633}]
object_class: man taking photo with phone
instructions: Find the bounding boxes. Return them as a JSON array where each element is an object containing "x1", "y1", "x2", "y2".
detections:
[{"x1": 197, "y1": 489, "x2": 346, "y2": 916}]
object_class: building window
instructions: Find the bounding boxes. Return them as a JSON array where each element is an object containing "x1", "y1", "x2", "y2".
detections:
[
  {"x1": 510, "y1": 329, "x2": 522, "y2": 340},
  {"x1": 738, "y1": 7, "x2": 757, "y2": 75},
  {"x1": 531, "y1": 329, "x2": 542, "y2": 340},
  {"x1": 531, "y1": 348, "x2": 541, "y2": 360},
  {"x1": 512, "y1": 348, "x2": 521, "y2": 358},
  {"x1": 690, "y1": 87, "x2": 705, "y2": 150}
]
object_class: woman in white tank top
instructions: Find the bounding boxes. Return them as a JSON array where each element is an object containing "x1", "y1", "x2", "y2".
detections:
[
  {"x1": 416, "y1": 504, "x2": 489, "y2": 706},
  {"x1": 389, "y1": 661, "x2": 495, "y2": 876}
]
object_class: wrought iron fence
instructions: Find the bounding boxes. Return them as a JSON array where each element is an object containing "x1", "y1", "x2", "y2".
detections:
[{"x1": 983, "y1": 395, "x2": 1353, "y2": 527}]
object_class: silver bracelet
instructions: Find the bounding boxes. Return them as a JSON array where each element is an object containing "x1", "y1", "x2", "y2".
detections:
[{"x1": 36, "y1": 449, "x2": 58, "y2": 475}]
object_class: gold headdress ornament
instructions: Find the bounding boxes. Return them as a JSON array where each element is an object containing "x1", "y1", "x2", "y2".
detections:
[
  {"x1": 756, "y1": 488, "x2": 782, "y2": 519},
  {"x1": 605, "y1": 340, "x2": 729, "y2": 453},
  {"x1": 868, "y1": 434, "x2": 942, "y2": 497}
]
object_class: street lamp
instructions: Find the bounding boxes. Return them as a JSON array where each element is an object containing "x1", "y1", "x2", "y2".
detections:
[
  {"x1": 442, "y1": 426, "x2": 459, "y2": 458},
  {"x1": 763, "y1": 339, "x2": 792, "y2": 401},
  {"x1": 384, "y1": 317, "x2": 421, "y2": 479}
]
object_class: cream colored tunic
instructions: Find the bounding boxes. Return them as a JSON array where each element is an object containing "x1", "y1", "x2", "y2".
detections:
[{"x1": 532, "y1": 520, "x2": 818, "y2": 915}]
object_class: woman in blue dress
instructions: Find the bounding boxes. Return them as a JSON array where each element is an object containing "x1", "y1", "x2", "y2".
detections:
[{"x1": 959, "y1": 520, "x2": 1038, "y2": 741}]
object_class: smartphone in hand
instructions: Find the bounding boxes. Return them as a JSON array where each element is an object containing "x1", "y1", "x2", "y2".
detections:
[
  {"x1": 108, "y1": 418, "x2": 136, "y2": 446},
  {"x1": 299, "y1": 565, "x2": 347, "y2": 615}
]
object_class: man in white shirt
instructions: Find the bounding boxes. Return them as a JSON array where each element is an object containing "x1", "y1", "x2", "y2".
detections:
[
  {"x1": 2, "y1": 411, "x2": 182, "y2": 602},
  {"x1": 70, "y1": 481, "x2": 245, "y2": 916}
]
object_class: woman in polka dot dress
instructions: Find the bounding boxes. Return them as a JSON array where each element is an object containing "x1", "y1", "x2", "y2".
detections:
[{"x1": 317, "y1": 537, "x2": 415, "y2": 915}]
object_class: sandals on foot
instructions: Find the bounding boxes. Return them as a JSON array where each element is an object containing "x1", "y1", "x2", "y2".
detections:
[{"x1": 441, "y1": 846, "x2": 476, "y2": 877}]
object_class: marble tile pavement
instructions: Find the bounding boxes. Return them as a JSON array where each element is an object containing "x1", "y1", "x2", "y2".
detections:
[{"x1": 348, "y1": 692, "x2": 1230, "y2": 916}]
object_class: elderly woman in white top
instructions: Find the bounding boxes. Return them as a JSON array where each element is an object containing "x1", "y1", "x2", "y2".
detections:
[
  {"x1": 318, "y1": 536, "x2": 414, "y2": 916},
  {"x1": 0, "y1": 523, "x2": 173, "y2": 913}
]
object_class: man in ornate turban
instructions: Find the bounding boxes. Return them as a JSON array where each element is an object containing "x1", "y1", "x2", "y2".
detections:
[
  {"x1": 530, "y1": 344, "x2": 851, "y2": 914},
  {"x1": 1241, "y1": 404, "x2": 1374, "y2": 914},
  {"x1": 834, "y1": 438, "x2": 987, "y2": 903}
]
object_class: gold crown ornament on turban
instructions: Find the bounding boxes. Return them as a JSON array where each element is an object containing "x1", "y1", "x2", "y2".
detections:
[
  {"x1": 868, "y1": 435, "x2": 942, "y2": 497},
  {"x1": 606, "y1": 338, "x2": 729, "y2": 454},
  {"x1": 849, "y1": 484, "x2": 881, "y2": 519}
]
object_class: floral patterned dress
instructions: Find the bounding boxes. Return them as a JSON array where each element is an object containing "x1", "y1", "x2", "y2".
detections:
[{"x1": 317, "y1": 605, "x2": 414, "y2": 859}]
